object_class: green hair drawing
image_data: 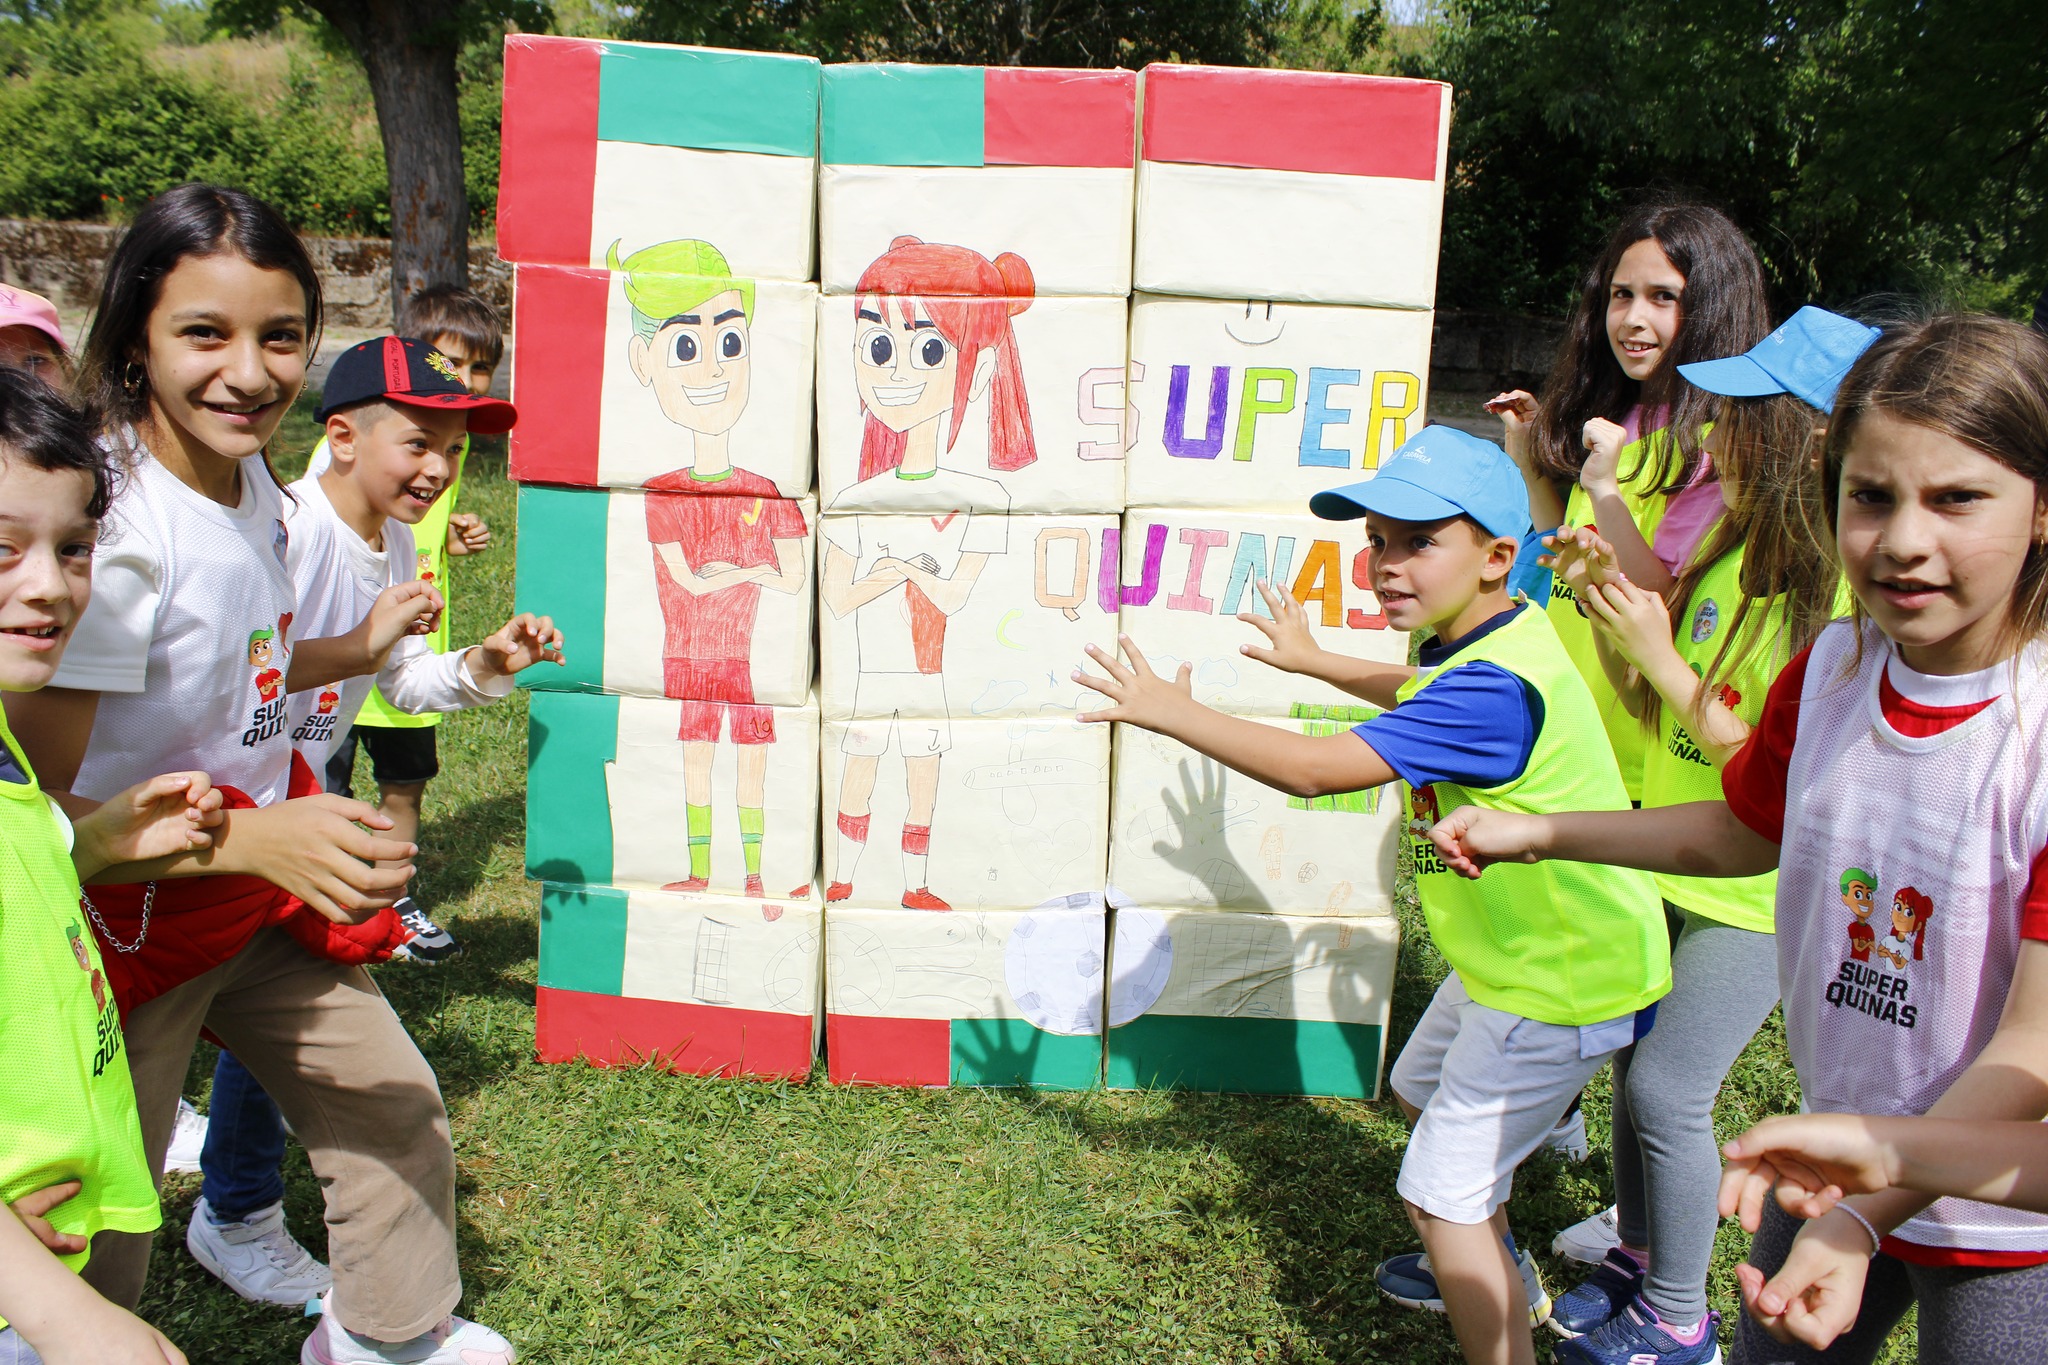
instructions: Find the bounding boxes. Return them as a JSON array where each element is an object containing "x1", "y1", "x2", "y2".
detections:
[
  {"x1": 607, "y1": 239, "x2": 755, "y2": 340},
  {"x1": 247, "y1": 627, "x2": 274, "y2": 661},
  {"x1": 1840, "y1": 867, "x2": 1875, "y2": 893}
]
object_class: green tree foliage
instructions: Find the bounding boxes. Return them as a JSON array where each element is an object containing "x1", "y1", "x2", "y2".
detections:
[{"x1": 1418, "y1": 0, "x2": 2048, "y2": 315}]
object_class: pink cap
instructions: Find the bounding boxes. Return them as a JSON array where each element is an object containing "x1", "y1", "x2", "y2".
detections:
[{"x1": 0, "y1": 284, "x2": 65, "y2": 351}]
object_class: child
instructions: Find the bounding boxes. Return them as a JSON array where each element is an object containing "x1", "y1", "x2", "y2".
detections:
[
  {"x1": 4, "y1": 184, "x2": 516, "y2": 1365},
  {"x1": 0, "y1": 284, "x2": 69, "y2": 386},
  {"x1": 1537, "y1": 310, "x2": 1872, "y2": 1365},
  {"x1": 1433, "y1": 314, "x2": 2048, "y2": 1363},
  {"x1": 1075, "y1": 426, "x2": 1672, "y2": 1365},
  {"x1": 0, "y1": 363, "x2": 216, "y2": 1365},
  {"x1": 315, "y1": 285, "x2": 503, "y2": 963},
  {"x1": 1486, "y1": 199, "x2": 1773, "y2": 1251},
  {"x1": 187, "y1": 335, "x2": 560, "y2": 1311}
]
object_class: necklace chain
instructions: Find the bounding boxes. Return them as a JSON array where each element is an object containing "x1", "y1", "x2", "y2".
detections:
[{"x1": 81, "y1": 881, "x2": 155, "y2": 954}]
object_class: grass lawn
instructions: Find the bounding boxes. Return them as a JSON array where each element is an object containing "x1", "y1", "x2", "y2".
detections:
[{"x1": 134, "y1": 395, "x2": 1914, "y2": 1362}]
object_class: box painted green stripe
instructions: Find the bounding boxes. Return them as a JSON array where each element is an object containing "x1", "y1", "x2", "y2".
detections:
[
  {"x1": 515, "y1": 484, "x2": 606, "y2": 694},
  {"x1": 539, "y1": 882, "x2": 628, "y2": 996},
  {"x1": 526, "y1": 692, "x2": 618, "y2": 885},
  {"x1": 950, "y1": 1018, "x2": 1101, "y2": 1090},
  {"x1": 1106, "y1": 1015, "x2": 1384, "y2": 1098},
  {"x1": 822, "y1": 64, "x2": 983, "y2": 166},
  {"x1": 597, "y1": 45, "x2": 818, "y2": 157}
]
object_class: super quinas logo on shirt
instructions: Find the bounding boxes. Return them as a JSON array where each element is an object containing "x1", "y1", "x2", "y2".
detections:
[{"x1": 242, "y1": 619, "x2": 290, "y2": 748}]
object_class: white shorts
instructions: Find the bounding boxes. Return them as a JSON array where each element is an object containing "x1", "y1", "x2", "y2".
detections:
[
  {"x1": 844, "y1": 673, "x2": 952, "y2": 757},
  {"x1": 1389, "y1": 971, "x2": 1624, "y2": 1224}
]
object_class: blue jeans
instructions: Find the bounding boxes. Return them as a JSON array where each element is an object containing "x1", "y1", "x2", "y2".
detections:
[{"x1": 198, "y1": 1051, "x2": 288, "y2": 1221}]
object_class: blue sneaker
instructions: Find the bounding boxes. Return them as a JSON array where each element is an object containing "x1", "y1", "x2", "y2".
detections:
[
  {"x1": 1553, "y1": 1298, "x2": 1722, "y2": 1365},
  {"x1": 1375, "y1": 1246, "x2": 1552, "y2": 1326},
  {"x1": 1547, "y1": 1246, "x2": 1646, "y2": 1337}
]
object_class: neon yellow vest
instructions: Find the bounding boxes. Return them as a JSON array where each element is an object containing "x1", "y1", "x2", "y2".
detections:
[
  {"x1": 1642, "y1": 544, "x2": 1783, "y2": 933},
  {"x1": 1397, "y1": 606, "x2": 1672, "y2": 1025},
  {"x1": 357, "y1": 440, "x2": 465, "y2": 730},
  {"x1": 1545, "y1": 429, "x2": 1675, "y2": 801},
  {"x1": 0, "y1": 706, "x2": 159, "y2": 1289}
]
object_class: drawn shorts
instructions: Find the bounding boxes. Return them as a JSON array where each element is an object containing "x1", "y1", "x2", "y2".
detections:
[{"x1": 666, "y1": 657, "x2": 774, "y2": 745}]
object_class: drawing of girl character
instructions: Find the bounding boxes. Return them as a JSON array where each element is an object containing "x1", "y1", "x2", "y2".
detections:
[
  {"x1": 1875, "y1": 886, "x2": 1935, "y2": 971},
  {"x1": 821, "y1": 238, "x2": 1035, "y2": 911}
]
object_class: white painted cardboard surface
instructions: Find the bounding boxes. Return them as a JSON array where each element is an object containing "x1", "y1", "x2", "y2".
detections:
[
  {"x1": 816, "y1": 292, "x2": 1129, "y2": 515},
  {"x1": 588, "y1": 142, "x2": 817, "y2": 283},
  {"x1": 602, "y1": 491, "x2": 815, "y2": 706},
  {"x1": 1122, "y1": 293, "x2": 1434, "y2": 511},
  {"x1": 603, "y1": 694, "x2": 821, "y2": 896},
  {"x1": 1108, "y1": 720, "x2": 1399, "y2": 916},
  {"x1": 818, "y1": 512, "x2": 1119, "y2": 721},
  {"x1": 1107, "y1": 904, "x2": 1399, "y2": 1025},
  {"x1": 619, "y1": 886, "x2": 823, "y2": 1017},
  {"x1": 818, "y1": 165, "x2": 1134, "y2": 297},
  {"x1": 1133, "y1": 161, "x2": 1443, "y2": 308},
  {"x1": 819, "y1": 717, "x2": 1109, "y2": 911},
  {"x1": 826, "y1": 897, "x2": 1107, "y2": 1033},
  {"x1": 1111, "y1": 506, "x2": 1406, "y2": 717},
  {"x1": 591, "y1": 273, "x2": 816, "y2": 496}
]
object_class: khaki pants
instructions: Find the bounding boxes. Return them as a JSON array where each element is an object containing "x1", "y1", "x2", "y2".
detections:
[{"x1": 80, "y1": 927, "x2": 460, "y2": 1341}]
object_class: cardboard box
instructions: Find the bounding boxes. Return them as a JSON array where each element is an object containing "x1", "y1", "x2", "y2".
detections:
[
  {"x1": 536, "y1": 882, "x2": 822, "y2": 1079},
  {"x1": 1122, "y1": 293, "x2": 1433, "y2": 510},
  {"x1": 514, "y1": 484, "x2": 815, "y2": 707},
  {"x1": 510, "y1": 263, "x2": 815, "y2": 494},
  {"x1": 527, "y1": 691, "x2": 820, "y2": 898},
  {"x1": 1104, "y1": 904, "x2": 1397, "y2": 1097},
  {"x1": 497, "y1": 36, "x2": 819, "y2": 279},
  {"x1": 1133, "y1": 65, "x2": 1449, "y2": 308},
  {"x1": 819, "y1": 65, "x2": 1136, "y2": 296},
  {"x1": 824, "y1": 897, "x2": 1107, "y2": 1088}
]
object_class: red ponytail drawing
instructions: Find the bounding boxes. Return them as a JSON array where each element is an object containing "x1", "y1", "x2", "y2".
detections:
[
  {"x1": 1895, "y1": 887, "x2": 1935, "y2": 960},
  {"x1": 854, "y1": 236, "x2": 1037, "y2": 481}
]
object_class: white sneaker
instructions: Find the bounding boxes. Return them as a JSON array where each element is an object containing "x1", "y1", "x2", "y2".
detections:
[
  {"x1": 300, "y1": 1298, "x2": 515, "y2": 1365},
  {"x1": 162, "y1": 1098, "x2": 208, "y2": 1174},
  {"x1": 1542, "y1": 1106, "x2": 1591, "y2": 1163},
  {"x1": 185, "y1": 1197, "x2": 333, "y2": 1307},
  {"x1": 1552, "y1": 1204, "x2": 1623, "y2": 1266}
]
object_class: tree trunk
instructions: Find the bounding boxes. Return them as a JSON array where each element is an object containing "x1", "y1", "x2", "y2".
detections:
[{"x1": 306, "y1": 1, "x2": 469, "y2": 325}]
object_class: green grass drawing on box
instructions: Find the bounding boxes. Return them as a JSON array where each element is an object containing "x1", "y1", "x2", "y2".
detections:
[
  {"x1": 136, "y1": 394, "x2": 1917, "y2": 1363},
  {"x1": 1287, "y1": 701, "x2": 1385, "y2": 814}
]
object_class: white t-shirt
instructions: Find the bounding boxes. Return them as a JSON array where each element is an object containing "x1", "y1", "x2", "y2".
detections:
[
  {"x1": 281, "y1": 472, "x2": 508, "y2": 775},
  {"x1": 53, "y1": 444, "x2": 300, "y2": 805},
  {"x1": 824, "y1": 469, "x2": 1008, "y2": 675}
]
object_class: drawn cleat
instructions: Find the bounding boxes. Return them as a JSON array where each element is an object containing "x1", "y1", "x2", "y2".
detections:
[
  {"x1": 744, "y1": 875, "x2": 765, "y2": 898},
  {"x1": 825, "y1": 881, "x2": 853, "y2": 902},
  {"x1": 788, "y1": 885, "x2": 813, "y2": 899},
  {"x1": 662, "y1": 877, "x2": 709, "y2": 893},
  {"x1": 901, "y1": 888, "x2": 952, "y2": 911}
]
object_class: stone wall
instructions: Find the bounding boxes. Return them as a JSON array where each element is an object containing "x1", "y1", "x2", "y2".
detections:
[
  {"x1": 1429, "y1": 309, "x2": 1567, "y2": 394},
  {"x1": 0, "y1": 217, "x2": 510, "y2": 331}
]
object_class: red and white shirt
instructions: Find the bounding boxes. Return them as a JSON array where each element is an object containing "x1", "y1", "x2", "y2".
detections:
[{"x1": 1726, "y1": 621, "x2": 2048, "y2": 1263}]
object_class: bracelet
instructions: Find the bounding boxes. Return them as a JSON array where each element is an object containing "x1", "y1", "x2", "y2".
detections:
[{"x1": 1834, "y1": 1204, "x2": 1882, "y2": 1258}]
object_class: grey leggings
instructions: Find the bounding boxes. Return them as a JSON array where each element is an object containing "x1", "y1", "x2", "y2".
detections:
[
  {"x1": 1612, "y1": 908, "x2": 1781, "y2": 1322},
  {"x1": 1733, "y1": 1200, "x2": 2048, "y2": 1364}
]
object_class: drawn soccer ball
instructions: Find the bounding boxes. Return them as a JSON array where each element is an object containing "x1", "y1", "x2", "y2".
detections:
[{"x1": 1004, "y1": 892, "x2": 1108, "y2": 1036}]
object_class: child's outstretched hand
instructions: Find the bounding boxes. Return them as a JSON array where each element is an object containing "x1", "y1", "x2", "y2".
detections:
[
  {"x1": 1427, "y1": 804, "x2": 1550, "y2": 879},
  {"x1": 71, "y1": 772, "x2": 224, "y2": 879},
  {"x1": 1718, "y1": 1114, "x2": 1896, "y2": 1232},
  {"x1": 446, "y1": 512, "x2": 491, "y2": 557},
  {"x1": 1074, "y1": 635, "x2": 1194, "y2": 734},
  {"x1": 1484, "y1": 389, "x2": 1539, "y2": 459},
  {"x1": 1238, "y1": 579, "x2": 1322, "y2": 676},
  {"x1": 1582, "y1": 577, "x2": 1671, "y2": 671},
  {"x1": 470, "y1": 613, "x2": 565, "y2": 681},
  {"x1": 367, "y1": 579, "x2": 445, "y2": 657},
  {"x1": 1580, "y1": 417, "x2": 1628, "y2": 496}
]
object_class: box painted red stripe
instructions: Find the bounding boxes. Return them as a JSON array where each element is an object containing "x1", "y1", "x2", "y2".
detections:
[
  {"x1": 498, "y1": 35, "x2": 600, "y2": 265},
  {"x1": 1140, "y1": 65, "x2": 1443, "y2": 181},
  {"x1": 825, "y1": 1014, "x2": 951, "y2": 1087},
  {"x1": 535, "y1": 985, "x2": 814, "y2": 1080},
  {"x1": 984, "y1": 67, "x2": 1136, "y2": 169},
  {"x1": 508, "y1": 264, "x2": 608, "y2": 486}
]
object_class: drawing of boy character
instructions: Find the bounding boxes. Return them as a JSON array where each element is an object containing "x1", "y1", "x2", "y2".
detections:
[
  {"x1": 248, "y1": 627, "x2": 282, "y2": 702},
  {"x1": 1876, "y1": 886, "x2": 1934, "y2": 972},
  {"x1": 1842, "y1": 866, "x2": 1877, "y2": 962},
  {"x1": 614, "y1": 238, "x2": 809, "y2": 899},
  {"x1": 822, "y1": 238, "x2": 1037, "y2": 911}
]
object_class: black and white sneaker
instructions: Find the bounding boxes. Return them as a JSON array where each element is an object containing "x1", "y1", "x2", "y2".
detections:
[{"x1": 388, "y1": 898, "x2": 463, "y2": 963}]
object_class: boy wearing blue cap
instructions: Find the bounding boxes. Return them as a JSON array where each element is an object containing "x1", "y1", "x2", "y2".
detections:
[{"x1": 1077, "y1": 426, "x2": 1671, "y2": 1365}]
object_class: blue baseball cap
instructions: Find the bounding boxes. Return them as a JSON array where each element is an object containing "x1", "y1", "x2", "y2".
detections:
[
  {"x1": 1677, "y1": 306, "x2": 1880, "y2": 415},
  {"x1": 1310, "y1": 425, "x2": 1533, "y2": 541}
]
